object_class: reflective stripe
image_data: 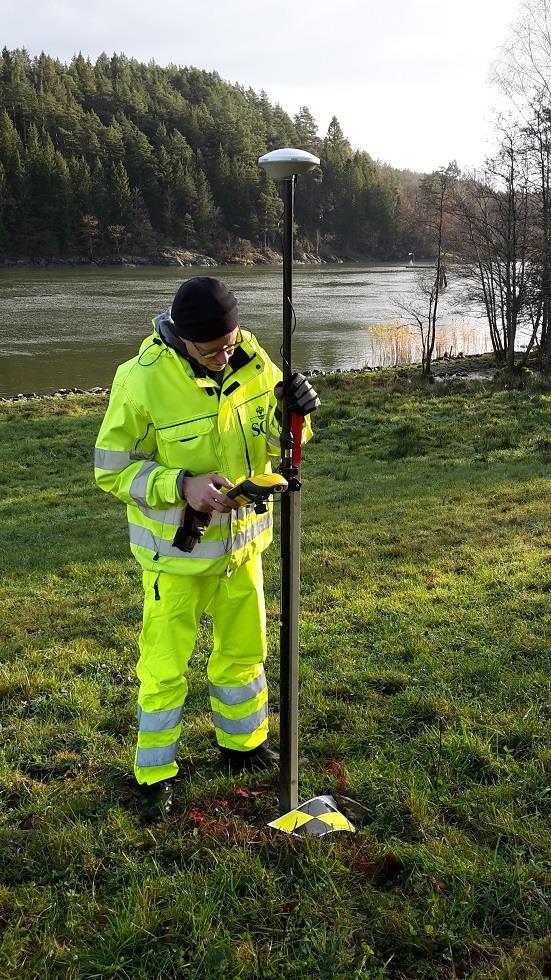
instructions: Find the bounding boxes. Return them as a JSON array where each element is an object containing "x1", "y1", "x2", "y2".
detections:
[
  {"x1": 128, "y1": 511, "x2": 271, "y2": 560},
  {"x1": 129, "y1": 522, "x2": 230, "y2": 559},
  {"x1": 137, "y1": 704, "x2": 184, "y2": 733},
  {"x1": 136, "y1": 506, "x2": 231, "y2": 528},
  {"x1": 130, "y1": 461, "x2": 160, "y2": 507},
  {"x1": 209, "y1": 669, "x2": 267, "y2": 706},
  {"x1": 136, "y1": 741, "x2": 179, "y2": 768},
  {"x1": 237, "y1": 512, "x2": 272, "y2": 551},
  {"x1": 211, "y1": 702, "x2": 268, "y2": 735},
  {"x1": 95, "y1": 448, "x2": 133, "y2": 471},
  {"x1": 138, "y1": 504, "x2": 185, "y2": 526}
]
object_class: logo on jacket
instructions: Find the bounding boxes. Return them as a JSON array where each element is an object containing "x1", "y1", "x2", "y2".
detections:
[{"x1": 252, "y1": 405, "x2": 266, "y2": 436}]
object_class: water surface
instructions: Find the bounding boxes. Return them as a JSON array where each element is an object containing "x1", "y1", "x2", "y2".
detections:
[{"x1": 0, "y1": 263, "x2": 487, "y2": 395}]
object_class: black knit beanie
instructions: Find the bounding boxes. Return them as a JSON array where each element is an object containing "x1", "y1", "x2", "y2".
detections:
[{"x1": 170, "y1": 277, "x2": 239, "y2": 341}]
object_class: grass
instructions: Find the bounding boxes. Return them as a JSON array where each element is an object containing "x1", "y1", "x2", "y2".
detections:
[{"x1": 0, "y1": 367, "x2": 550, "y2": 978}]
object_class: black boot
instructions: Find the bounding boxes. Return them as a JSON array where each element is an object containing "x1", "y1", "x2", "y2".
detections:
[
  {"x1": 219, "y1": 741, "x2": 280, "y2": 773},
  {"x1": 139, "y1": 779, "x2": 175, "y2": 822}
]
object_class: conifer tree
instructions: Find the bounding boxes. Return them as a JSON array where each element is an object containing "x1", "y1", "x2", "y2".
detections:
[
  {"x1": 0, "y1": 46, "x2": 424, "y2": 260},
  {"x1": 106, "y1": 160, "x2": 132, "y2": 224}
]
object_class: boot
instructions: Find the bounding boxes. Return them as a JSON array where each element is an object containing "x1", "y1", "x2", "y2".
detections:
[
  {"x1": 139, "y1": 779, "x2": 175, "y2": 822},
  {"x1": 219, "y1": 741, "x2": 280, "y2": 773}
]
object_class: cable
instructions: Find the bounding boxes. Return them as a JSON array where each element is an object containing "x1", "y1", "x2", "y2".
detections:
[
  {"x1": 138, "y1": 342, "x2": 165, "y2": 367},
  {"x1": 276, "y1": 176, "x2": 298, "y2": 374},
  {"x1": 279, "y1": 298, "x2": 297, "y2": 374}
]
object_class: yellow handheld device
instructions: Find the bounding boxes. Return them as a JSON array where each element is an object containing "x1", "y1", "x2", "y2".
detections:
[
  {"x1": 173, "y1": 473, "x2": 288, "y2": 553},
  {"x1": 225, "y1": 473, "x2": 288, "y2": 506}
]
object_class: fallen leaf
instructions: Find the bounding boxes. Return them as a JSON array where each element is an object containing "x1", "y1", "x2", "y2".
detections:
[
  {"x1": 327, "y1": 757, "x2": 349, "y2": 793},
  {"x1": 187, "y1": 808, "x2": 210, "y2": 825},
  {"x1": 211, "y1": 799, "x2": 230, "y2": 810},
  {"x1": 375, "y1": 851, "x2": 403, "y2": 885},
  {"x1": 281, "y1": 899, "x2": 299, "y2": 913},
  {"x1": 19, "y1": 815, "x2": 41, "y2": 830},
  {"x1": 354, "y1": 856, "x2": 375, "y2": 874}
]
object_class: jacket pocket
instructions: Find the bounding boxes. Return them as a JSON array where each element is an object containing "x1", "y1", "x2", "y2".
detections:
[
  {"x1": 143, "y1": 569, "x2": 161, "y2": 601},
  {"x1": 157, "y1": 416, "x2": 217, "y2": 472}
]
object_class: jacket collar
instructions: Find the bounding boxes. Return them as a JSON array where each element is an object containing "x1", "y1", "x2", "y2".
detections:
[{"x1": 151, "y1": 311, "x2": 256, "y2": 380}]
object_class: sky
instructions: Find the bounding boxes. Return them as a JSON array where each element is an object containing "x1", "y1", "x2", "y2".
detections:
[{"x1": 2, "y1": 0, "x2": 522, "y2": 173}]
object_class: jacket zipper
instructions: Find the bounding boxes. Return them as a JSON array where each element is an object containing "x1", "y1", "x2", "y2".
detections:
[{"x1": 157, "y1": 413, "x2": 217, "y2": 432}]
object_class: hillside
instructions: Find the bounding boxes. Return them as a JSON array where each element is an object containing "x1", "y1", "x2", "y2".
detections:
[{"x1": 0, "y1": 48, "x2": 426, "y2": 263}]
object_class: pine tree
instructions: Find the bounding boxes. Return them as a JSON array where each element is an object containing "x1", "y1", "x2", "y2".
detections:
[
  {"x1": 294, "y1": 107, "x2": 321, "y2": 154},
  {"x1": 19, "y1": 126, "x2": 64, "y2": 253},
  {"x1": 0, "y1": 46, "x2": 415, "y2": 259},
  {"x1": 127, "y1": 187, "x2": 156, "y2": 253},
  {"x1": 193, "y1": 170, "x2": 215, "y2": 246},
  {"x1": 0, "y1": 160, "x2": 7, "y2": 251},
  {"x1": 106, "y1": 160, "x2": 132, "y2": 224}
]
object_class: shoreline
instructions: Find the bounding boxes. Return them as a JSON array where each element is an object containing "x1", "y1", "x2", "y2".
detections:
[
  {"x1": 0, "y1": 353, "x2": 499, "y2": 403},
  {"x1": 0, "y1": 245, "x2": 374, "y2": 271}
]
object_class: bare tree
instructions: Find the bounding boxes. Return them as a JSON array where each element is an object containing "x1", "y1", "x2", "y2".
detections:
[
  {"x1": 107, "y1": 223, "x2": 125, "y2": 255},
  {"x1": 493, "y1": 0, "x2": 551, "y2": 112},
  {"x1": 395, "y1": 274, "x2": 441, "y2": 375},
  {"x1": 80, "y1": 213, "x2": 100, "y2": 260},
  {"x1": 523, "y1": 104, "x2": 551, "y2": 368},
  {"x1": 395, "y1": 165, "x2": 457, "y2": 376},
  {"x1": 492, "y1": 0, "x2": 551, "y2": 370},
  {"x1": 454, "y1": 124, "x2": 538, "y2": 371}
]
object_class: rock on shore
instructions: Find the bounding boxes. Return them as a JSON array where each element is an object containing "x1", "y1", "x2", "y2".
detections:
[
  {"x1": 0, "y1": 243, "x2": 355, "y2": 270},
  {"x1": 0, "y1": 386, "x2": 111, "y2": 403},
  {"x1": 0, "y1": 355, "x2": 500, "y2": 403}
]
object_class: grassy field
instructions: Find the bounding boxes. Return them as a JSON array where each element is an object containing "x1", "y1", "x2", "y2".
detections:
[{"x1": 0, "y1": 367, "x2": 550, "y2": 979}]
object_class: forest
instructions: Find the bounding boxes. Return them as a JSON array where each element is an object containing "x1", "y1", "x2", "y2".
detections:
[
  {"x1": 0, "y1": 48, "x2": 425, "y2": 262},
  {"x1": 2, "y1": 7, "x2": 551, "y2": 375}
]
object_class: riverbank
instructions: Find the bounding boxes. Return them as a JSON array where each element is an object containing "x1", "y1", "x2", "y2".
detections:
[
  {"x1": 1, "y1": 369, "x2": 549, "y2": 977},
  {"x1": 0, "y1": 242, "x2": 358, "y2": 270},
  {"x1": 2, "y1": 261, "x2": 468, "y2": 396},
  {"x1": 0, "y1": 353, "x2": 505, "y2": 402}
]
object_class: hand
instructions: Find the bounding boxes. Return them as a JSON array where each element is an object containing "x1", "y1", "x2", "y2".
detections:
[
  {"x1": 274, "y1": 372, "x2": 321, "y2": 416},
  {"x1": 181, "y1": 473, "x2": 240, "y2": 514}
]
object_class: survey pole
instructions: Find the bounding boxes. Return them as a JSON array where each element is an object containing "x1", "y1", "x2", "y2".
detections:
[{"x1": 258, "y1": 148, "x2": 319, "y2": 814}]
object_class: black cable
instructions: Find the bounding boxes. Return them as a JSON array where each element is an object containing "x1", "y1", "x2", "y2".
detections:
[
  {"x1": 276, "y1": 176, "x2": 298, "y2": 374},
  {"x1": 138, "y1": 342, "x2": 165, "y2": 367},
  {"x1": 279, "y1": 299, "x2": 297, "y2": 374}
]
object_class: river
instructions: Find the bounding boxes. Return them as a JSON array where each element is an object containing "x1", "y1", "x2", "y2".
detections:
[{"x1": 0, "y1": 263, "x2": 488, "y2": 396}]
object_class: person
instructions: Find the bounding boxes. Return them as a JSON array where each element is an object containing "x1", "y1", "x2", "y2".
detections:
[{"x1": 94, "y1": 277, "x2": 319, "y2": 820}]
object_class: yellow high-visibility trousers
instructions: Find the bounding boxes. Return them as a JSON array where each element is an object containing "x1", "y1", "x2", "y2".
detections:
[{"x1": 134, "y1": 555, "x2": 268, "y2": 785}]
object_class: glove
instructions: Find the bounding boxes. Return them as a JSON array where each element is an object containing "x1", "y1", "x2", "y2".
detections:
[{"x1": 275, "y1": 372, "x2": 321, "y2": 416}]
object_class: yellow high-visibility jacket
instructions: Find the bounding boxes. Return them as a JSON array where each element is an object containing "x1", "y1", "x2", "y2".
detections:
[{"x1": 95, "y1": 319, "x2": 311, "y2": 576}]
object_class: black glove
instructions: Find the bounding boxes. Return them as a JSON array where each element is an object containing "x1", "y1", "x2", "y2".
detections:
[{"x1": 275, "y1": 372, "x2": 321, "y2": 416}]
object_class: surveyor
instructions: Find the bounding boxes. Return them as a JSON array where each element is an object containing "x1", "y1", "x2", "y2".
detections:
[{"x1": 94, "y1": 277, "x2": 319, "y2": 820}]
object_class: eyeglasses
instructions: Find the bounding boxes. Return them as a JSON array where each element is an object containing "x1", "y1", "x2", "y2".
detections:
[{"x1": 193, "y1": 328, "x2": 244, "y2": 361}]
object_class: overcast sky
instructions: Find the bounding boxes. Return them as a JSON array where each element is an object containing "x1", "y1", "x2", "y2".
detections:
[{"x1": 3, "y1": 0, "x2": 521, "y2": 172}]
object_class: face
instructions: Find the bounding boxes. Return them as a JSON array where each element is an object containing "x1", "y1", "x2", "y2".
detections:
[{"x1": 185, "y1": 327, "x2": 241, "y2": 369}]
